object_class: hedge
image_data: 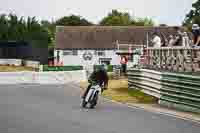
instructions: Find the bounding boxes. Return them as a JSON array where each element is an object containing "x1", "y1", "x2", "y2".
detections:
[
  {"x1": 43, "y1": 65, "x2": 83, "y2": 71},
  {"x1": 93, "y1": 65, "x2": 120, "y2": 72}
]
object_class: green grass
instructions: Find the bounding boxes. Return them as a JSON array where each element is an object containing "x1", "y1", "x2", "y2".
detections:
[
  {"x1": 80, "y1": 79, "x2": 158, "y2": 104},
  {"x1": 128, "y1": 89, "x2": 158, "y2": 104},
  {"x1": 0, "y1": 65, "x2": 35, "y2": 72}
]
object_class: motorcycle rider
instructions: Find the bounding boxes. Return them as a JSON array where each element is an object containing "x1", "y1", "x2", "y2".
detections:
[{"x1": 82, "y1": 64, "x2": 109, "y2": 99}]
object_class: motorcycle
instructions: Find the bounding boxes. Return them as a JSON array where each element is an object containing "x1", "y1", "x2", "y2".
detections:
[{"x1": 81, "y1": 82, "x2": 102, "y2": 109}]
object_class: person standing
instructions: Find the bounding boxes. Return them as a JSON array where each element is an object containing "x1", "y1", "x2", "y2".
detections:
[
  {"x1": 151, "y1": 32, "x2": 161, "y2": 48},
  {"x1": 120, "y1": 56, "x2": 128, "y2": 75},
  {"x1": 182, "y1": 32, "x2": 190, "y2": 47},
  {"x1": 191, "y1": 24, "x2": 200, "y2": 47},
  {"x1": 173, "y1": 27, "x2": 183, "y2": 46},
  {"x1": 168, "y1": 35, "x2": 175, "y2": 47}
]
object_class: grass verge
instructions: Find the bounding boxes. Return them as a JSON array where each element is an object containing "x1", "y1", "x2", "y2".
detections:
[
  {"x1": 0, "y1": 65, "x2": 35, "y2": 72},
  {"x1": 79, "y1": 79, "x2": 158, "y2": 104}
]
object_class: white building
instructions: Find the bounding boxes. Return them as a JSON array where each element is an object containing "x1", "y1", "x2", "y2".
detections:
[
  {"x1": 54, "y1": 49, "x2": 121, "y2": 66},
  {"x1": 55, "y1": 26, "x2": 177, "y2": 68}
]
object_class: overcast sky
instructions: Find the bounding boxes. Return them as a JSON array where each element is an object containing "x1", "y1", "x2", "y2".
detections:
[{"x1": 0, "y1": 0, "x2": 197, "y2": 26}]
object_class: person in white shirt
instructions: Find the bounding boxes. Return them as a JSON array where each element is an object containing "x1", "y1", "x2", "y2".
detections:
[
  {"x1": 168, "y1": 35, "x2": 174, "y2": 47},
  {"x1": 182, "y1": 32, "x2": 190, "y2": 47},
  {"x1": 151, "y1": 32, "x2": 161, "y2": 48}
]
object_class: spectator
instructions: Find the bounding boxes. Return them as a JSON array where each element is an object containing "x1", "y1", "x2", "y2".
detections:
[
  {"x1": 120, "y1": 56, "x2": 128, "y2": 76},
  {"x1": 173, "y1": 27, "x2": 183, "y2": 46},
  {"x1": 160, "y1": 33, "x2": 168, "y2": 47},
  {"x1": 191, "y1": 24, "x2": 200, "y2": 47},
  {"x1": 182, "y1": 32, "x2": 190, "y2": 47},
  {"x1": 151, "y1": 32, "x2": 161, "y2": 48},
  {"x1": 168, "y1": 35, "x2": 174, "y2": 47}
]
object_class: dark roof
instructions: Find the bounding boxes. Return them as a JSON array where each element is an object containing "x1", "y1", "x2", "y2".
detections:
[{"x1": 55, "y1": 26, "x2": 180, "y2": 49}]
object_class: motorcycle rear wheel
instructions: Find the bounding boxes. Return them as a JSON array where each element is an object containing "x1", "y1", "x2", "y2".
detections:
[
  {"x1": 81, "y1": 99, "x2": 87, "y2": 108},
  {"x1": 89, "y1": 92, "x2": 98, "y2": 109}
]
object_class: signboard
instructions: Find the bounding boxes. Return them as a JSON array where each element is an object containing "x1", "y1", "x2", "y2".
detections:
[{"x1": 83, "y1": 51, "x2": 93, "y2": 61}]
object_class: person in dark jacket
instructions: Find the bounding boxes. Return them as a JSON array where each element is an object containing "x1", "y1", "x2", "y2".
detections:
[
  {"x1": 192, "y1": 24, "x2": 200, "y2": 47},
  {"x1": 82, "y1": 65, "x2": 109, "y2": 99},
  {"x1": 173, "y1": 27, "x2": 183, "y2": 46}
]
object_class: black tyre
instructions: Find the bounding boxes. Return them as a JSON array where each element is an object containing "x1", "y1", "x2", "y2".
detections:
[{"x1": 81, "y1": 99, "x2": 87, "y2": 108}]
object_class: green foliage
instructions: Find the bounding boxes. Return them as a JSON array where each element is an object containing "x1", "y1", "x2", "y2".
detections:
[
  {"x1": 94, "y1": 65, "x2": 118, "y2": 72},
  {"x1": 41, "y1": 20, "x2": 56, "y2": 47},
  {"x1": 0, "y1": 13, "x2": 93, "y2": 48},
  {"x1": 133, "y1": 17, "x2": 155, "y2": 26},
  {"x1": 128, "y1": 89, "x2": 158, "y2": 103},
  {"x1": 0, "y1": 13, "x2": 48, "y2": 47},
  {"x1": 0, "y1": 10, "x2": 156, "y2": 49},
  {"x1": 183, "y1": 0, "x2": 200, "y2": 30},
  {"x1": 100, "y1": 10, "x2": 131, "y2": 26},
  {"x1": 55, "y1": 15, "x2": 93, "y2": 26},
  {"x1": 43, "y1": 65, "x2": 83, "y2": 71},
  {"x1": 99, "y1": 9, "x2": 155, "y2": 26}
]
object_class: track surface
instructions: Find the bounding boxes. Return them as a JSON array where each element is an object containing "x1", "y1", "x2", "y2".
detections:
[{"x1": 0, "y1": 83, "x2": 200, "y2": 133}]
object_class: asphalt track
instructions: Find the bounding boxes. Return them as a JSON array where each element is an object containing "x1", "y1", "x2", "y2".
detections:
[{"x1": 0, "y1": 83, "x2": 200, "y2": 133}]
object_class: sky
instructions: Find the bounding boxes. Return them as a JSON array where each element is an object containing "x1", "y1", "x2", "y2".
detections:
[{"x1": 0, "y1": 0, "x2": 197, "y2": 26}]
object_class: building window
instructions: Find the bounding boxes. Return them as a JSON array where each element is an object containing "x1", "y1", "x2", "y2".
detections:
[
  {"x1": 63, "y1": 50, "x2": 78, "y2": 56},
  {"x1": 128, "y1": 55, "x2": 133, "y2": 61},
  {"x1": 72, "y1": 50, "x2": 78, "y2": 55},
  {"x1": 95, "y1": 50, "x2": 105, "y2": 56},
  {"x1": 63, "y1": 50, "x2": 72, "y2": 55},
  {"x1": 99, "y1": 58, "x2": 111, "y2": 65}
]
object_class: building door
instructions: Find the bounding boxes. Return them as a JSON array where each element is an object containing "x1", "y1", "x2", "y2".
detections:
[
  {"x1": 99, "y1": 58, "x2": 111, "y2": 65},
  {"x1": 101, "y1": 60, "x2": 110, "y2": 65}
]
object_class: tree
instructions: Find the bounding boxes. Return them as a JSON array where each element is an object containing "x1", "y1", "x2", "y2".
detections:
[
  {"x1": 100, "y1": 10, "x2": 131, "y2": 26},
  {"x1": 99, "y1": 9, "x2": 155, "y2": 26},
  {"x1": 183, "y1": 0, "x2": 200, "y2": 30},
  {"x1": 0, "y1": 13, "x2": 49, "y2": 47},
  {"x1": 55, "y1": 15, "x2": 93, "y2": 26},
  {"x1": 41, "y1": 20, "x2": 56, "y2": 47},
  {"x1": 0, "y1": 14, "x2": 9, "y2": 39},
  {"x1": 133, "y1": 17, "x2": 155, "y2": 26}
]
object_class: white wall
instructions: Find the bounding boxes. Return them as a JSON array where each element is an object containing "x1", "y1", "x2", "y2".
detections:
[
  {"x1": 24, "y1": 60, "x2": 40, "y2": 68},
  {"x1": 0, "y1": 71, "x2": 87, "y2": 84},
  {"x1": 54, "y1": 50, "x2": 121, "y2": 67},
  {"x1": 0, "y1": 59, "x2": 22, "y2": 66}
]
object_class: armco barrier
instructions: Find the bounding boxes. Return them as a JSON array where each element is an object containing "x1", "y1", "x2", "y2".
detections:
[
  {"x1": 128, "y1": 69, "x2": 162, "y2": 98},
  {"x1": 128, "y1": 68, "x2": 200, "y2": 113},
  {"x1": 159, "y1": 72, "x2": 200, "y2": 113},
  {"x1": 0, "y1": 59, "x2": 22, "y2": 66},
  {"x1": 24, "y1": 60, "x2": 40, "y2": 68},
  {"x1": 0, "y1": 59, "x2": 40, "y2": 68}
]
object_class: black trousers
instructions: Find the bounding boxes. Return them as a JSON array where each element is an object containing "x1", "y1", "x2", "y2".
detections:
[{"x1": 121, "y1": 64, "x2": 127, "y2": 73}]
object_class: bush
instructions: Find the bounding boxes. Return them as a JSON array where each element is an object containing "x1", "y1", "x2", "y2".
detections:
[
  {"x1": 94, "y1": 65, "x2": 118, "y2": 72},
  {"x1": 43, "y1": 65, "x2": 83, "y2": 71}
]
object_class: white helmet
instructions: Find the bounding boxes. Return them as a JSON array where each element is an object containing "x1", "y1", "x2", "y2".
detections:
[{"x1": 192, "y1": 24, "x2": 199, "y2": 30}]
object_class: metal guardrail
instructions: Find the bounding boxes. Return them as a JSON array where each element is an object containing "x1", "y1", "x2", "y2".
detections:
[
  {"x1": 0, "y1": 59, "x2": 22, "y2": 66},
  {"x1": 128, "y1": 68, "x2": 200, "y2": 113},
  {"x1": 128, "y1": 69, "x2": 162, "y2": 98},
  {"x1": 0, "y1": 59, "x2": 40, "y2": 70}
]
